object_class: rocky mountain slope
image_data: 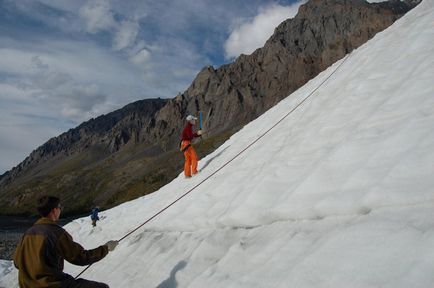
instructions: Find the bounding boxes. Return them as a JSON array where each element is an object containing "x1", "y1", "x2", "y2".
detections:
[{"x1": 0, "y1": 0, "x2": 419, "y2": 216}]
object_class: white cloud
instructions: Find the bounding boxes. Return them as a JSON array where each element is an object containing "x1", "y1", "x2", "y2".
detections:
[
  {"x1": 129, "y1": 48, "x2": 151, "y2": 66},
  {"x1": 79, "y1": 1, "x2": 140, "y2": 52},
  {"x1": 0, "y1": 37, "x2": 147, "y2": 120},
  {"x1": 113, "y1": 20, "x2": 140, "y2": 51},
  {"x1": 79, "y1": 0, "x2": 116, "y2": 33},
  {"x1": 224, "y1": 1, "x2": 306, "y2": 59},
  {"x1": 1, "y1": 0, "x2": 305, "y2": 174},
  {"x1": 0, "y1": 37, "x2": 151, "y2": 173}
]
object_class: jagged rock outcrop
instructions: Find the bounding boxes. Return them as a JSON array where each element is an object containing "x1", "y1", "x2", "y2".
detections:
[
  {"x1": 153, "y1": 0, "x2": 418, "y2": 149},
  {"x1": 0, "y1": 0, "x2": 419, "y2": 215},
  {"x1": 0, "y1": 99, "x2": 167, "y2": 186}
]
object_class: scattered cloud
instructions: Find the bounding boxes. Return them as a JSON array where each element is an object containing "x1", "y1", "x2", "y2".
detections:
[
  {"x1": 130, "y1": 48, "x2": 151, "y2": 66},
  {"x1": 113, "y1": 20, "x2": 140, "y2": 51},
  {"x1": 0, "y1": 0, "x2": 301, "y2": 174},
  {"x1": 224, "y1": 1, "x2": 305, "y2": 59},
  {"x1": 79, "y1": 0, "x2": 116, "y2": 33},
  {"x1": 0, "y1": 37, "x2": 147, "y2": 120},
  {"x1": 79, "y1": 0, "x2": 142, "y2": 57}
]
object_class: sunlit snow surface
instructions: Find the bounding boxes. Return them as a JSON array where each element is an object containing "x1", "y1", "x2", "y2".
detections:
[{"x1": 2, "y1": 1, "x2": 434, "y2": 287}]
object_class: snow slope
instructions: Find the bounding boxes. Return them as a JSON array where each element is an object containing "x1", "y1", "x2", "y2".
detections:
[{"x1": 2, "y1": 1, "x2": 434, "y2": 287}]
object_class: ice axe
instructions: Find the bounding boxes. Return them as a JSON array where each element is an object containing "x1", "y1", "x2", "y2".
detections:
[{"x1": 199, "y1": 111, "x2": 203, "y2": 142}]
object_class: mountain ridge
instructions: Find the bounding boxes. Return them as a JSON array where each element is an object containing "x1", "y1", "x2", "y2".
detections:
[
  {"x1": 1, "y1": 0, "x2": 433, "y2": 286},
  {"x1": 0, "y1": 0, "x2": 419, "y2": 216}
]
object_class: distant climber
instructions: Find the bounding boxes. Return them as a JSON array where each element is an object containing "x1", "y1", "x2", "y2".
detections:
[
  {"x1": 13, "y1": 195, "x2": 118, "y2": 288},
  {"x1": 91, "y1": 206, "x2": 100, "y2": 227},
  {"x1": 180, "y1": 115, "x2": 203, "y2": 178}
]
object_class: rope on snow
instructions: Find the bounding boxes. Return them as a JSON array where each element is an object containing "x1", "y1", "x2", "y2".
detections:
[{"x1": 75, "y1": 53, "x2": 351, "y2": 279}]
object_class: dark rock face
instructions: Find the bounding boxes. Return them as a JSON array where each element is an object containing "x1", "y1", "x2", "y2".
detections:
[
  {"x1": 152, "y1": 0, "x2": 417, "y2": 149},
  {"x1": 0, "y1": 0, "x2": 418, "y2": 215},
  {"x1": 0, "y1": 99, "x2": 168, "y2": 186}
]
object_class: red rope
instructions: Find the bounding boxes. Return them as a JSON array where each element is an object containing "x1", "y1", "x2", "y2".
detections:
[{"x1": 75, "y1": 54, "x2": 350, "y2": 279}]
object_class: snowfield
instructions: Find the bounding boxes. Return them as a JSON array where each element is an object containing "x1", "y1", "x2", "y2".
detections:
[{"x1": 1, "y1": 0, "x2": 434, "y2": 287}]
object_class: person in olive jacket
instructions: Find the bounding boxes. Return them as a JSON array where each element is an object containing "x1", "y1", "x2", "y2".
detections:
[{"x1": 13, "y1": 196, "x2": 119, "y2": 288}]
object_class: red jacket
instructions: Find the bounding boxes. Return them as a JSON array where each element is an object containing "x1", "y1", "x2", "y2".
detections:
[{"x1": 181, "y1": 123, "x2": 199, "y2": 141}]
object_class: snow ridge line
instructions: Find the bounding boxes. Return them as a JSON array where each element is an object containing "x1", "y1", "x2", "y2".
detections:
[{"x1": 75, "y1": 53, "x2": 351, "y2": 279}]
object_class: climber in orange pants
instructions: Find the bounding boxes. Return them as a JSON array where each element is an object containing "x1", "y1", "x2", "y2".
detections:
[{"x1": 181, "y1": 115, "x2": 203, "y2": 178}]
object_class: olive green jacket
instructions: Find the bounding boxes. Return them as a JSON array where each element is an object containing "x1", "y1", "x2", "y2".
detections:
[{"x1": 13, "y1": 217, "x2": 108, "y2": 288}]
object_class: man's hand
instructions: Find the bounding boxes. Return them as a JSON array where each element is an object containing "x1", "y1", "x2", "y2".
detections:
[
  {"x1": 105, "y1": 240, "x2": 119, "y2": 252},
  {"x1": 197, "y1": 130, "x2": 203, "y2": 136}
]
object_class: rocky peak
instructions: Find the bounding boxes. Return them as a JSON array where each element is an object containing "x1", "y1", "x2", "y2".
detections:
[
  {"x1": 152, "y1": 0, "x2": 416, "y2": 146},
  {"x1": 0, "y1": 0, "x2": 419, "y2": 215},
  {"x1": 0, "y1": 98, "x2": 167, "y2": 185}
]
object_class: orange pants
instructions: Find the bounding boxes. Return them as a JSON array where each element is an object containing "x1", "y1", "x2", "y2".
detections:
[{"x1": 183, "y1": 143, "x2": 198, "y2": 177}]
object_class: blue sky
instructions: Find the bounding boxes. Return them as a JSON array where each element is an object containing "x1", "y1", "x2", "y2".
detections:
[{"x1": 0, "y1": 0, "x2": 304, "y2": 174}]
